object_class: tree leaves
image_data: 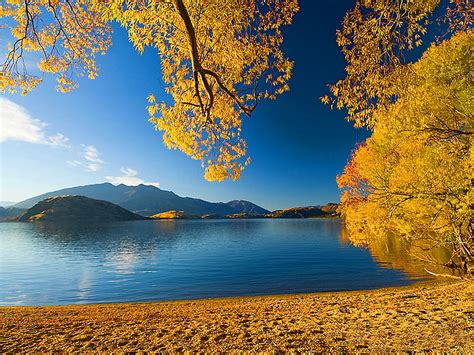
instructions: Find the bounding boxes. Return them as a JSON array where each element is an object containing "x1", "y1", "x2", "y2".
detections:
[
  {"x1": 1, "y1": 0, "x2": 111, "y2": 94},
  {"x1": 1, "y1": 0, "x2": 299, "y2": 180},
  {"x1": 323, "y1": 0, "x2": 472, "y2": 128},
  {"x1": 337, "y1": 31, "x2": 474, "y2": 272}
]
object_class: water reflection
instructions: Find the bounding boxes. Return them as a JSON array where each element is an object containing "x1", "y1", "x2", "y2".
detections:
[
  {"x1": 107, "y1": 244, "x2": 140, "y2": 275},
  {"x1": 77, "y1": 268, "x2": 93, "y2": 302},
  {"x1": 339, "y1": 226, "x2": 453, "y2": 278},
  {"x1": 0, "y1": 219, "x2": 434, "y2": 306}
]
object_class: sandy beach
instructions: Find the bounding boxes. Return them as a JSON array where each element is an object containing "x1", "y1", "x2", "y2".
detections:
[{"x1": 1, "y1": 280, "x2": 473, "y2": 352}]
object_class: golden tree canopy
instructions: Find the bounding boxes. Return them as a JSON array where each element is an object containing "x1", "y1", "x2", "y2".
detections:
[
  {"x1": 0, "y1": 0, "x2": 299, "y2": 180},
  {"x1": 322, "y1": 0, "x2": 472, "y2": 128},
  {"x1": 337, "y1": 31, "x2": 473, "y2": 271}
]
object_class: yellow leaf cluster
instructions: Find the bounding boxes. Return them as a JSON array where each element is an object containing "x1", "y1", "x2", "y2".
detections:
[
  {"x1": 0, "y1": 0, "x2": 111, "y2": 94},
  {"x1": 1, "y1": 0, "x2": 298, "y2": 181},
  {"x1": 324, "y1": 0, "x2": 471, "y2": 128},
  {"x1": 337, "y1": 31, "x2": 474, "y2": 272}
]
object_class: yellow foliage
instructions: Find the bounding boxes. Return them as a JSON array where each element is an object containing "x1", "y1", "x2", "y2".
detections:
[
  {"x1": 151, "y1": 210, "x2": 186, "y2": 219},
  {"x1": 1, "y1": 0, "x2": 298, "y2": 180},
  {"x1": 337, "y1": 31, "x2": 474, "y2": 272},
  {"x1": 324, "y1": 0, "x2": 472, "y2": 128},
  {"x1": 0, "y1": 0, "x2": 111, "y2": 94}
]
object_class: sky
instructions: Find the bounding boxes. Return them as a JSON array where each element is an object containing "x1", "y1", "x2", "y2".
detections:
[{"x1": 0, "y1": 0, "x2": 369, "y2": 210}]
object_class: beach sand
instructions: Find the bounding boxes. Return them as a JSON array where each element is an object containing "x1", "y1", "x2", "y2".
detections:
[{"x1": 1, "y1": 281, "x2": 473, "y2": 352}]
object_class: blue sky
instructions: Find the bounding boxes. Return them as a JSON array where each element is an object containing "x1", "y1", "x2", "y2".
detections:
[{"x1": 0, "y1": 0, "x2": 369, "y2": 210}]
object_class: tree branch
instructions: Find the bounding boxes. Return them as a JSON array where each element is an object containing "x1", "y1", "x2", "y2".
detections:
[{"x1": 173, "y1": 0, "x2": 256, "y2": 121}]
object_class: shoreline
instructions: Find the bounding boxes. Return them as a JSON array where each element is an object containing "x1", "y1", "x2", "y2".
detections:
[
  {"x1": 1, "y1": 276, "x2": 436, "y2": 308},
  {"x1": 2, "y1": 280, "x2": 473, "y2": 352},
  {"x1": 0, "y1": 273, "x2": 435, "y2": 308}
]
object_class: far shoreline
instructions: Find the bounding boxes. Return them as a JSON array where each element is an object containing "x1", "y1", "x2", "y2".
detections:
[{"x1": 1, "y1": 215, "x2": 342, "y2": 223}]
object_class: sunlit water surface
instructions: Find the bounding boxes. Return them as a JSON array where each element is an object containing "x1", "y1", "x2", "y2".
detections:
[{"x1": 0, "y1": 219, "x2": 429, "y2": 305}]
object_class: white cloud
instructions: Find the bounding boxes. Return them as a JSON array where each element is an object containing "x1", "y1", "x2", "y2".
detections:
[
  {"x1": 85, "y1": 163, "x2": 102, "y2": 172},
  {"x1": 106, "y1": 167, "x2": 160, "y2": 187},
  {"x1": 47, "y1": 133, "x2": 70, "y2": 148},
  {"x1": 83, "y1": 144, "x2": 104, "y2": 164},
  {"x1": 0, "y1": 97, "x2": 109, "y2": 175},
  {"x1": 0, "y1": 96, "x2": 70, "y2": 148},
  {"x1": 66, "y1": 160, "x2": 82, "y2": 167},
  {"x1": 81, "y1": 144, "x2": 104, "y2": 172},
  {"x1": 66, "y1": 145, "x2": 105, "y2": 172},
  {"x1": 120, "y1": 167, "x2": 137, "y2": 177}
]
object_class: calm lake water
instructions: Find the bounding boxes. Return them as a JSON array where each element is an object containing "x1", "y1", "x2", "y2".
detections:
[{"x1": 0, "y1": 219, "x2": 429, "y2": 306}]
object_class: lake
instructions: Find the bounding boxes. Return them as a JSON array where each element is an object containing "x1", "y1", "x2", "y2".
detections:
[{"x1": 0, "y1": 219, "x2": 429, "y2": 306}]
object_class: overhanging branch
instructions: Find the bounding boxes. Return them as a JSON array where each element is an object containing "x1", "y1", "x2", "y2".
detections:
[{"x1": 173, "y1": 0, "x2": 256, "y2": 121}]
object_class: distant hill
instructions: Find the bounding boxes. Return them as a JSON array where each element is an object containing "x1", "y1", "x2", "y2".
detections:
[
  {"x1": 226, "y1": 200, "x2": 269, "y2": 215},
  {"x1": 18, "y1": 196, "x2": 147, "y2": 222},
  {"x1": 152, "y1": 204, "x2": 340, "y2": 220},
  {"x1": 0, "y1": 201, "x2": 16, "y2": 207},
  {"x1": 226, "y1": 212, "x2": 267, "y2": 219},
  {"x1": 226, "y1": 203, "x2": 339, "y2": 219},
  {"x1": 150, "y1": 210, "x2": 199, "y2": 219},
  {"x1": 267, "y1": 205, "x2": 338, "y2": 218},
  {"x1": 14, "y1": 183, "x2": 270, "y2": 217},
  {"x1": 0, "y1": 206, "x2": 26, "y2": 221},
  {"x1": 320, "y1": 203, "x2": 339, "y2": 215}
]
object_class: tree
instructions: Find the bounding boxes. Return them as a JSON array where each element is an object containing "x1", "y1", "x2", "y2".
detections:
[
  {"x1": 322, "y1": 0, "x2": 472, "y2": 128},
  {"x1": 0, "y1": 0, "x2": 299, "y2": 180},
  {"x1": 336, "y1": 31, "x2": 473, "y2": 274},
  {"x1": 326, "y1": 0, "x2": 473, "y2": 275}
]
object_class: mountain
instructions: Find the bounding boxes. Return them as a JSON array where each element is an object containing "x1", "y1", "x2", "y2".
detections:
[
  {"x1": 226, "y1": 200, "x2": 269, "y2": 215},
  {"x1": 14, "y1": 183, "x2": 270, "y2": 217},
  {"x1": 18, "y1": 196, "x2": 147, "y2": 222},
  {"x1": 0, "y1": 201, "x2": 16, "y2": 207},
  {"x1": 267, "y1": 206, "x2": 332, "y2": 218},
  {"x1": 150, "y1": 210, "x2": 199, "y2": 219},
  {"x1": 226, "y1": 212, "x2": 267, "y2": 219},
  {"x1": 320, "y1": 203, "x2": 339, "y2": 215},
  {"x1": 0, "y1": 206, "x2": 26, "y2": 221}
]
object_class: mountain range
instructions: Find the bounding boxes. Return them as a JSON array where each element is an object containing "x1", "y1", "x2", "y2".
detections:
[
  {"x1": 2, "y1": 183, "x2": 339, "y2": 222},
  {"x1": 13, "y1": 183, "x2": 270, "y2": 217}
]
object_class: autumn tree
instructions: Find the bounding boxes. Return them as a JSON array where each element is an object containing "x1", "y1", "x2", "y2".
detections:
[
  {"x1": 331, "y1": 0, "x2": 473, "y2": 274},
  {"x1": 0, "y1": 0, "x2": 298, "y2": 180},
  {"x1": 322, "y1": 0, "x2": 472, "y2": 128}
]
